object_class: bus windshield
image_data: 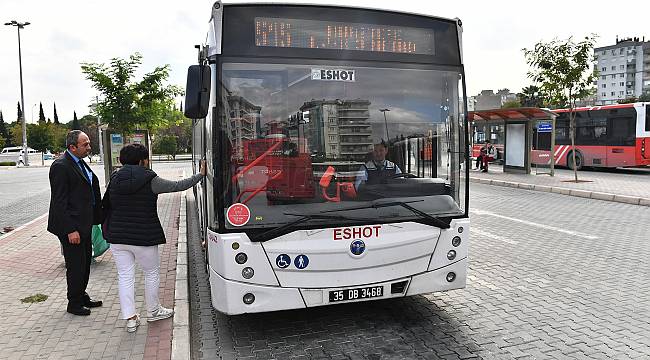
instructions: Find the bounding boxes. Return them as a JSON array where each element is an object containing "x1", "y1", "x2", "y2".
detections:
[{"x1": 219, "y1": 61, "x2": 464, "y2": 229}]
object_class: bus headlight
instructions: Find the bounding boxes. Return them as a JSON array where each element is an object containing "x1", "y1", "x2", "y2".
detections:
[
  {"x1": 243, "y1": 293, "x2": 255, "y2": 304},
  {"x1": 447, "y1": 250, "x2": 457, "y2": 260},
  {"x1": 235, "y1": 253, "x2": 248, "y2": 264},
  {"x1": 452, "y1": 236, "x2": 461, "y2": 247},
  {"x1": 242, "y1": 267, "x2": 254, "y2": 279}
]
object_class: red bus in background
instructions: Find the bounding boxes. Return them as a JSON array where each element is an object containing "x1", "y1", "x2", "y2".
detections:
[
  {"x1": 542, "y1": 103, "x2": 650, "y2": 169},
  {"x1": 472, "y1": 103, "x2": 650, "y2": 170}
]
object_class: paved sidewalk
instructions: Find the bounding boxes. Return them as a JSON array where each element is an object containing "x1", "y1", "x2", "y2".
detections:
[
  {"x1": 0, "y1": 169, "x2": 182, "y2": 360},
  {"x1": 468, "y1": 166, "x2": 650, "y2": 206}
]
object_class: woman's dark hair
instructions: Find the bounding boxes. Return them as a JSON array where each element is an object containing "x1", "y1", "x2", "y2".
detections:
[{"x1": 119, "y1": 143, "x2": 149, "y2": 165}]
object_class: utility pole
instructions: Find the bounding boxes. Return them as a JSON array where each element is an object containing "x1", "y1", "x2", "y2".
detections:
[
  {"x1": 4, "y1": 20, "x2": 30, "y2": 166},
  {"x1": 96, "y1": 96, "x2": 104, "y2": 163},
  {"x1": 380, "y1": 108, "x2": 391, "y2": 143}
]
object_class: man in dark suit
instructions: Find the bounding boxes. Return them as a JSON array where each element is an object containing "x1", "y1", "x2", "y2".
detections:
[{"x1": 47, "y1": 130, "x2": 103, "y2": 316}]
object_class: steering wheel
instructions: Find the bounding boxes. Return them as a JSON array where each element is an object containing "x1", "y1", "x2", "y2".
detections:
[{"x1": 389, "y1": 173, "x2": 418, "y2": 179}]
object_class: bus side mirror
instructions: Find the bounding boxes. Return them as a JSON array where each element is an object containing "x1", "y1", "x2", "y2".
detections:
[{"x1": 184, "y1": 65, "x2": 211, "y2": 119}]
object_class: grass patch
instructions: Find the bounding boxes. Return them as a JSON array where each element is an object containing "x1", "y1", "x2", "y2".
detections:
[
  {"x1": 0, "y1": 161, "x2": 16, "y2": 166},
  {"x1": 20, "y1": 293, "x2": 48, "y2": 303}
]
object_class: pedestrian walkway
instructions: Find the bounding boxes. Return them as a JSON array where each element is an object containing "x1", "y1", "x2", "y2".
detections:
[
  {"x1": 468, "y1": 166, "x2": 650, "y2": 206},
  {"x1": 0, "y1": 168, "x2": 182, "y2": 360}
]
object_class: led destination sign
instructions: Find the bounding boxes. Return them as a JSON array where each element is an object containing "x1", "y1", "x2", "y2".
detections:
[{"x1": 255, "y1": 17, "x2": 435, "y2": 55}]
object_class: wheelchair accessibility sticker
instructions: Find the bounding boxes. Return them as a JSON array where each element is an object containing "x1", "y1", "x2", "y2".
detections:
[{"x1": 275, "y1": 254, "x2": 290, "y2": 269}]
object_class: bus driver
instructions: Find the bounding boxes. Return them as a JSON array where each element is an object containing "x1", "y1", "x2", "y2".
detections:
[{"x1": 355, "y1": 142, "x2": 402, "y2": 190}]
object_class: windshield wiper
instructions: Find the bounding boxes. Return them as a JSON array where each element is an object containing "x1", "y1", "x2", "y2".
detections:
[
  {"x1": 251, "y1": 212, "x2": 369, "y2": 242},
  {"x1": 320, "y1": 200, "x2": 451, "y2": 229}
]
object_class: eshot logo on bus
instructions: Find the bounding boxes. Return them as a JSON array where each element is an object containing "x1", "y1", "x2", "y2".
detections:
[
  {"x1": 311, "y1": 68, "x2": 355, "y2": 82},
  {"x1": 333, "y1": 225, "x2": 381, "y2": 240}
]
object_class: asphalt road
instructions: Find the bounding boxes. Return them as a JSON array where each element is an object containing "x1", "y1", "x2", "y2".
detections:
[
  {"x1": 187, "y1": 183, "x2": 650, "y2": 359},
  {"x1": 0, "y1": 160, "x2": 191, "y2": 233}
]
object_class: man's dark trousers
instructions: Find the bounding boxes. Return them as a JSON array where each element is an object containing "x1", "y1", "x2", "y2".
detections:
[{"x1": 58, "y1": 233, "x2": 92, "y2": 308}]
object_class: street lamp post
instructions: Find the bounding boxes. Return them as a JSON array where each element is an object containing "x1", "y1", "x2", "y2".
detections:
[
  {"x1": 5, "y1": 20, "x2": 30, "y2": 166},
  {"x1": 379, "y1": 108, "x2": 390, "y2": 143}
]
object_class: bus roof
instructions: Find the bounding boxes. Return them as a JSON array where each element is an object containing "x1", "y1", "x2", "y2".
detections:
[
  {"x1": 553, "y1": 102, "x2": 649, "y2": 113},
  {"x1": 217, "y1": 2, "x2": 461, "y2": 25}
]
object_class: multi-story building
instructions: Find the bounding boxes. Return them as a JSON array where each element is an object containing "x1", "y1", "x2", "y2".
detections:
[
  {"x1": 300, "y1": 99, "x2": 373, "y2": 161},
  {"x1": 470, "y1": 89, "x2": 518, "y2": 111},
  {"x1": 227, "y1": 95, "x2": 261, "y2": 160},
  {"x1": 595, "y1": 36, "x2": 650, "y2": 105}
]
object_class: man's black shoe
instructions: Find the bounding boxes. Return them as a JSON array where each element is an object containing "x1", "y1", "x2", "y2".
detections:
[
  {"x1": 84, "y1": 299, "x2": 103, "y2": 308},
  {"x1": 67, "y1": 306, "x2": 91, "y2": 316}
]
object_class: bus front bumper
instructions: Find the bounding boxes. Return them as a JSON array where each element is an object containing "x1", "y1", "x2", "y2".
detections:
[{"x1": 209, "y1": 258, "x2": 467, "y2": 315}]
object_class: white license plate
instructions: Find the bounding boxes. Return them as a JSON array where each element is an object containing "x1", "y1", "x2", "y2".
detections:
[{"x1": 329, "y1": 285, "x2": 384, "y2": 302}]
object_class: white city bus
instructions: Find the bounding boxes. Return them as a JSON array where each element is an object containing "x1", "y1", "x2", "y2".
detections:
[{"x1": 184, "y1": 1, "x2": 470, "y2": 315}]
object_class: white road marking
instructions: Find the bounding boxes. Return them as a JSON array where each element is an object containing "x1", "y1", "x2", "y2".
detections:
[
  {"x1": 471, "y1": 209, "x2": 598, "y2": 240},
  {"x1": 472, "y1": 228, "x2": 519, "y2": 245}
]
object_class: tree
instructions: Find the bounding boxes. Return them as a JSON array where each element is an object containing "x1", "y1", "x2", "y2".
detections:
[
  {"x1": 80, "y1": 53, "x2": 182, "y2": 133},
  {"x1": 38, "y1": 102, "x2": 46, "y2": 124},
  {"x1": 53, "y1": 102, "x2": 59, "y2": 124},
  {"x1": 28, "y1": 123, "x2": 54, "y2": 152},
  {"x1": 640, "y1": 93, "x2": 650, "y2": 102},
  {"x1": 0, "y1": 111, "x2": 11, "y2": 147},
  {"x1": 524, "y1": 35, "x2": 598, "y2": 182},
  {"x1": 79, "y1": 115, "x2": 100, "y2": 152},
  {"x1": 153, "y1": 135, "x2": 178, "y2": 159},
  {"x1": 71, "y1": 111, "x2": 80, "y2": 130},
  {"x1": 501, "y1": 100, "x2": 522, "y2": 108},
  {"x1": 518, "y1": 85, "x2": 545, "y2": 107},
  {"x1": 17, "y1": 102, "x2": 23, "y2": 123}
]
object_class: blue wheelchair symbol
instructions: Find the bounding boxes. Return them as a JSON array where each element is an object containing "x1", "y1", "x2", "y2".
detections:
[
  {"x1": 275, "y1": 254, "x2": 290, "y2": 269},
  {"x1": 294, "y1": 254, "x2": 309, "y2": 269}
]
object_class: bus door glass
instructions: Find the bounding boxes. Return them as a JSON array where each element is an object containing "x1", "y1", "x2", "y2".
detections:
[{"x1": 606, "y1": 109, "x2": 636, "y2": 167}]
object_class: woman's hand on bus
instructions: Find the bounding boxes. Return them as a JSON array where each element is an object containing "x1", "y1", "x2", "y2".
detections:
[{"x1": 200, "y1": 159, "x2": 207, "y2": 176}]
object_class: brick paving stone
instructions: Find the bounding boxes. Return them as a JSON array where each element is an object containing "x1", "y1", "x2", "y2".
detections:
[
  {"x1": 186, "y1": 182, "x2": 650, "y2": 360},
  {"x1": 0, "y1": 166, "x2": 184, "y2": 360}
]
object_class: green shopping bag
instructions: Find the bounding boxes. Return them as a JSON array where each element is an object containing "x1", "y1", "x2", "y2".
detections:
[{"x1": 91, "y1": 224, "x2": 110, "y2": 258}]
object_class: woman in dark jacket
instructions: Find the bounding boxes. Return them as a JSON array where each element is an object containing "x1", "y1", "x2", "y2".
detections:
[{"x1": 104, "y1": 143, "x2": 205, "y2": 333}]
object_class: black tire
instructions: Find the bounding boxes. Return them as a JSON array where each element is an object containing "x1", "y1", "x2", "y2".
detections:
[{"x1": 567, "y1": 151, "x2": 583, "y2": 171}]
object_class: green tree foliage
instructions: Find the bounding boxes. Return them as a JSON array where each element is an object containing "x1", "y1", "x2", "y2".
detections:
[
  {"x1": 153, "y1": 109, "x2": 192, "y2": 154},
  {"x1": 17, "y1": 102, "x2": 23, "y2": 123},
  {"x1": 71, "y1": 111, "x2": 80, "y2": 130},
  {"x1": 10, "y1": 123, "x2": 22, "y2": 146},
  {"x1": 524, "y1": 35, "x2": 598, "y2": 181},
  {"x1": 153, "y1": 135, "x2": 178, "y2": 158},
  {"x1": 28, "y1": 123, "x2": 54, "y2": 152},
  {"x1": 501, "y1": 100, "x2": 522, "y2": 109},
  {"x1": 79, "y1": 115, "x2": 100, "y2": 153},
  {"x1": 38, "y1": 102, "x2": 45, "y2": 123},
  {"x1": 518, "y1": 85, "x2": 545, "y2": 107},
  {"x1": 0, "y1": 111, "x2": 12, "y2": 147},
  {"x1": 80, "y1": 53, "x2": 182, "y2": 133},
  {"x1": 53, "y1": 102, "x2": 59, "y2": 124}
]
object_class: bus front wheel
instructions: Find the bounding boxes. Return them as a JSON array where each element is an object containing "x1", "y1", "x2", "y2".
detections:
[{"x1": 567, "y1": 151, "x2": 583, "y2": 171}]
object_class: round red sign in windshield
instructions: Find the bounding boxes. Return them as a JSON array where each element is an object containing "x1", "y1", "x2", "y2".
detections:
[{"x1": 227, "y1": 203, "x2": 250, "y2": 226}]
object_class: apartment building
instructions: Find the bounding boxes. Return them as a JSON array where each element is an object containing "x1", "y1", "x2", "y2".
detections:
[{"x1": 595, "y1": 36, "x2": 650, "y2": 105}]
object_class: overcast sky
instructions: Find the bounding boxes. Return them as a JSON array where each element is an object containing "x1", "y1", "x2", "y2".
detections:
[{"x1": 1, "y1": 0, "x2": 648, "y2": 124}]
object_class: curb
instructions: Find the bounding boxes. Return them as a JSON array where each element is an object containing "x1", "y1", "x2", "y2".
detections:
[
  {"x1": 469, "y1": 177, "x2": 650, "y2": 207},
  {"x1": 0, "y1": 212, "x2": 48, "y2": 241},
  {"x1": 171, "y1": 190, "x2": 190, "y2": 360}
]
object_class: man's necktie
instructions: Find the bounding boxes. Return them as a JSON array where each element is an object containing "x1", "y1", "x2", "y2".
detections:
[{"x1": 78, "y1": 159, "x2": 95, "y2": 205}]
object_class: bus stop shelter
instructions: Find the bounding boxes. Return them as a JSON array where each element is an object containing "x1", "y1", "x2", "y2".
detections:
[{"x1": 469, "y1": 107, "x2": 557, "y2": 175}]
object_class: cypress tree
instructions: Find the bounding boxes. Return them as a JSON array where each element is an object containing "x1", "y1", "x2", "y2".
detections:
[
  {"x1": 17, "y1": 102, "x2": 23, "y2": 123},
  {"x1": 0, "y1": 110, "x2": 11, "y2": 146},
  {"x1": 53, "y1": 102, "x2": 60, "y2": 124},
  {"x1": 39, "y1": 102, "x2": 46, "y2": 123},
  {"x1": 71, "y1": 111, "x2": 80, "y2": 130}
]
